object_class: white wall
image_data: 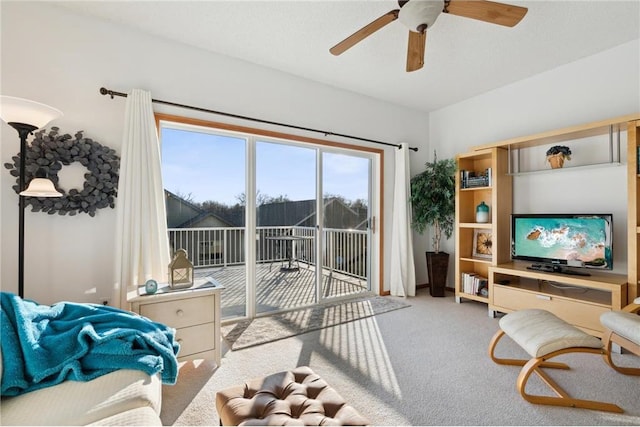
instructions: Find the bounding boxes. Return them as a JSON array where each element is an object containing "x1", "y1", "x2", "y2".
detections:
[
  {"x1": 0, "y1": 2, "x2": 429, "y2": 304},
  {"x1": 429, "y1": 39, "x2": 640, "y2": 283},
  {"x1": 4, "y1": 3, "x2": 637, "y2": 301}
]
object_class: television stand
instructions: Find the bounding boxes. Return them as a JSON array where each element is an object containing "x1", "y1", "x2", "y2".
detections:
[
  {"x1": 526, "y1": 263, "x2": 591, "y2": 276},
  {"x1": 488, "y1": 262, "x2": 628, "y2": 337}
]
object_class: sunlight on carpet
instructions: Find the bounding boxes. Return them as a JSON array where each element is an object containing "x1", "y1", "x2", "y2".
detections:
[{"x1": 221, "y1": 296, "x2": 410, "y2": 350}]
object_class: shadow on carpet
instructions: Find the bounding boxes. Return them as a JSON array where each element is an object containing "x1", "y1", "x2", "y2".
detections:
[{"x1": 222, "y1": 296, "x2": 410, "y2": 350}]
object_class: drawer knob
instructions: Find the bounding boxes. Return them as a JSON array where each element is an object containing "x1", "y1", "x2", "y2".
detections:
[{"x1": 176, "y1": 309, "x2": 184, "y2": 317}]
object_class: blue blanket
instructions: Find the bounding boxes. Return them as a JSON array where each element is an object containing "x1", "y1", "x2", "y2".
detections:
[{"x1": 1, "y1": 292, "x2": 180, "y2": 396}]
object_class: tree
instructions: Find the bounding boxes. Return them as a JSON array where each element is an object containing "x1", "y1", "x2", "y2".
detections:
[
  {"x1": 236, "y1": 191, "x2": 290, "y2": 206},
  {"x1": 174, "y1": 190, "x2": 196, "y2": 204},
  {"x1": 410, "y1": 151, "x2": 456, "y2": 253},
  {"x1": 350, "y1": 198, "x2": 368, "y2": 210}
]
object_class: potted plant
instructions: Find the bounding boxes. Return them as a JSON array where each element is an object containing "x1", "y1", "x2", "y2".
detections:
[
  {"x1": 546, "y1": 145, "x2": 572, "y2": 169},
  {"x1": 410, "y1": 151, "x2": 456, "y2": 297}
]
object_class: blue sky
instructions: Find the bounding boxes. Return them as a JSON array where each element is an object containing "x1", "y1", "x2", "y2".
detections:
[{"x1": 161, "y1": 127, "x2": 369, "y2": 206}]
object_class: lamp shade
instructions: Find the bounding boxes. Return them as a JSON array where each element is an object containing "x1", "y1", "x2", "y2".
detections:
[
  {"x1": 0, "y1": 96, "x2": 63, "y2": 129},
  {"x1": 19, "y1": 177, "x2": 62, "y2": 197}
]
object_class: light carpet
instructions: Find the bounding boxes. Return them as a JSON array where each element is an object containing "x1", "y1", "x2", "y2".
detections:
[
  {"x1": 161, "y1": 290, "x2": 640, "y2": 426},
  {"x1": 221, "y1": 295, "x2": 410, "y2": 350}
]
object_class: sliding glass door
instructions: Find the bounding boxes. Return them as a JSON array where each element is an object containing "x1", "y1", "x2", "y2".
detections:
[
  {"x1": 161, "y1": 124, "x2": 248, "y2": 319},
  {"x1": 255, "y1": 140, "x2": 318, "y2": 314},
  {"x1": 321, "y1": 151, "x2": 372, "y2": 300},
  {"x1": 160, "y1": 117, "x2": 377, "y2": 322}
]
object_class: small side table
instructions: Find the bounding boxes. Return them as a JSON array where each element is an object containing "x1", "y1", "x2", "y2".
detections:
[
  {"x1": 265, "y1": 235, "x2": 313, "y2": 272},
  {"x1": 128, "y1": 277, "x2": 224, "y2": 364}
]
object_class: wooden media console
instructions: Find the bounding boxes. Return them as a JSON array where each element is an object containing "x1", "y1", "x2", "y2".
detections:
[{"x1": 489, "y1": 261, "x2": 627, "y2": 337}]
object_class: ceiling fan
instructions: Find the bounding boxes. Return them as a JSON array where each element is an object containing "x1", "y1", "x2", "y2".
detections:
[{"x1": 330, "y1": 0, "x2": 528, "y2": 72}]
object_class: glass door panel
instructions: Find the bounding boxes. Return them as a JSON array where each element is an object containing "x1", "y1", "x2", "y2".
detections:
[
  {"x1": 255, "y1": 140, "x2": 317, "y2": 314},
  {"x1": 162, "y1": 118, "x2": 379, "y2": 322},
  {"x1": 321, "y1": 152, "x2": 372, "y2": 300},
  {"x1": 160, "y1": 125, "x2": 247, "y2": 321}
]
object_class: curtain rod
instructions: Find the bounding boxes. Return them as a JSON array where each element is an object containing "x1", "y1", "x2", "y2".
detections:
[{"x1": 99, "y1": 87, "x2": 418, "y2": 152}]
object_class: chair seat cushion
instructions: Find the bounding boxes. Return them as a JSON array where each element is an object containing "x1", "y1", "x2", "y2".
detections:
[
  {"x1": 499, "y1": 309, "x2": 602, "y2": 358},
  {"x1": 600, "y1": 311, "x2": 640, "y2": 345}
]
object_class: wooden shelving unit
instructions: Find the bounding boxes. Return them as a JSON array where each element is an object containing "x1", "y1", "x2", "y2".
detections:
[
  {"x1": 471, "y1": 113, "x2": 639, "y2": 151},
  {"x1": 628, "y1": 120, "x2": 640, "y2": 302},
  {"x1": 454, "y1": 148, "x2": 512, "y2": 304},
  {"x1": 455, "y1": 113, "x2": 640, "y2": 318}
]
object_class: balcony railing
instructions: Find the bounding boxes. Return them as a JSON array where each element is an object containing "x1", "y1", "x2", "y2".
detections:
[{"x1": 168, "y1": 226, "x2": 367, "y2": 280}]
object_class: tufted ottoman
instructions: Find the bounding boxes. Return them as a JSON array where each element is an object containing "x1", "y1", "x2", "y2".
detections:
[{"x1": 215, "y1": 366, "x2": 370, "y2": 426}]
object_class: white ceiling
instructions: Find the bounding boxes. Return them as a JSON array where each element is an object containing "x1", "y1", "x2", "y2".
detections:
[{"x1": 54, "y1": 0, "x2": 640, "y2": 113}]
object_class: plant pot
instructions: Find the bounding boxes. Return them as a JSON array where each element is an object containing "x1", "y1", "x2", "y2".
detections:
[
  {"x1": 548, "y1": 154, "x2": 565, "y2": 169},
  {"x1": 426, "y1": 251, "x2": 449, "y2": 297}
]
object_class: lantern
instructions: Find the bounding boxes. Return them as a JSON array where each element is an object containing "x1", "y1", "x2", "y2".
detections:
[{"x1": 168, "y1": 249, "x2": 194, "y2": 289}]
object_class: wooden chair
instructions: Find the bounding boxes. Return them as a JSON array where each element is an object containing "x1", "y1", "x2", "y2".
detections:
[{"x1": 600, "y1": 297, "x2": 640, "y2": 376}]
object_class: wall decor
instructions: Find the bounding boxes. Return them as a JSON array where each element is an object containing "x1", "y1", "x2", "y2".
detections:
[
  {"x1": 4, "y1": 127, "x2": 119, "y2": 216},
  {"x1": 472, "y1": 229, "x2": 493, "y2": 259}
]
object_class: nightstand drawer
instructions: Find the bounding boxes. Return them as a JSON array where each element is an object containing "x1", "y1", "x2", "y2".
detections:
[
  {"x1": 176, "y1": 323, "x2": 216, "y2": 357},
  {"x1": 139, "y1": 295, "x2": 215, "y2": 329}
]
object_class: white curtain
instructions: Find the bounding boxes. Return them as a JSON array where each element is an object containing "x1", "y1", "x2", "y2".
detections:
[
  {"x1": 390, "y1": 143, "x2": 416, "y2": 297},
  {"x1": 113, "y1": 89, "x2": 171, "y2": 308}
]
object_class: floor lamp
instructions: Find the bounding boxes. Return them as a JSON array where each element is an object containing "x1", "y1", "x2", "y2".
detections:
[{"x1": 1, "y1": 96, "x2": 63, "y2": 298}]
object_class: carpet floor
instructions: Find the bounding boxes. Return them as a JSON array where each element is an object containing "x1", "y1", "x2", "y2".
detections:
[
  {"x1": 161, "y1": 289, "x2": 640, "y2": 426},
  {"x1": 221, "y1": 295, "x2": 410, "y2": 350}
]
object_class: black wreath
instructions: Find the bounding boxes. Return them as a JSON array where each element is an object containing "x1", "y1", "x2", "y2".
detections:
[{"x1": 4, "y1": 127, "x2": 120, "y2": 217}]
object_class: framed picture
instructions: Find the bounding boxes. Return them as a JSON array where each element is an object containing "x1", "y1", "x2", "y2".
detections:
[{"x1": 473, "y1": 230, "x2": 493, "y2": 259}]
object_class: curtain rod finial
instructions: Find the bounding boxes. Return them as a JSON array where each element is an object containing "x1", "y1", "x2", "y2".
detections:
[
  {"x1": 99, "y1": 87, "x2": 114, "y2": 99},
  {"x1": 398, "y1": 145, "x2": 418, "y2": 152}
]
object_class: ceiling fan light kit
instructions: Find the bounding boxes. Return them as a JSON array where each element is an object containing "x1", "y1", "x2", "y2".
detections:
[
  {"x1": 330, "y1": 0, "x2": 528, "y2": 72},
  {"x1": 398, "y1": 0, "x2": 443, "y2": 32}
]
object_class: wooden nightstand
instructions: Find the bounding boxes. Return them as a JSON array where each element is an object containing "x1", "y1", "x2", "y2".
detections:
[{"x1": 128, "y1": 277, "x2": 224, "y2": 364}]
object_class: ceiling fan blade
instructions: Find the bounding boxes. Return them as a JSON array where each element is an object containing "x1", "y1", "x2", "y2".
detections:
[
  {"x1": 330, "y1": 9, "x2": 400, "y2": 56},
  {"x1": 445, "y1": 0, "x2": 528, "y2": 27},
  {"x1": 406, "y1": 30, "x2": 426, "y2": 72}
]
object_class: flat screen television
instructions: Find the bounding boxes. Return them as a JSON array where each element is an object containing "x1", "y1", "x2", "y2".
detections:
[{"x1": 511, "y1": 213, "x2": 613, "y2": 274}]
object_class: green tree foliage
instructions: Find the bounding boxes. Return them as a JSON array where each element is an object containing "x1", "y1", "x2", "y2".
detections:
[{"x1": 410, "y1": 151, "x2": 456, "y2": 253}]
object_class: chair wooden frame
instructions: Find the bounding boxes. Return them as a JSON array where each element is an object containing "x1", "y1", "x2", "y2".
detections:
[
  {"x1": 488, "y1": 329, "x2": 623, "y2": 413},
  {"x1": 601, "y1": 299, "x2": 640, "y2": 376}
]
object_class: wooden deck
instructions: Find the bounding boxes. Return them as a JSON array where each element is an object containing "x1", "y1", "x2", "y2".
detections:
[{"x1": 194, "y1": 262, "x2": 369, "y2": 320}]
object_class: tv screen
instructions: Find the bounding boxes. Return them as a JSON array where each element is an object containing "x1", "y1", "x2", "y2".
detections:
[{"x1": 511, "y1": 214, "x2": 613, "y2": 270}]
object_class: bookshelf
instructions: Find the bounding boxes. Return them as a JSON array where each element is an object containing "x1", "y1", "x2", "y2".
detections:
[
  {"x1": 454, "y1": 148, "x2": 512, "y2": 304},
  {"x1": 628, "y1": 120, "x2": 640, "y2": 302}
]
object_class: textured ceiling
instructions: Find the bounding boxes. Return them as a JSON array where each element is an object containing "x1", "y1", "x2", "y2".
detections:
[{"x1": 54, "y1": 0, "x2": 640, "y2": 113}]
